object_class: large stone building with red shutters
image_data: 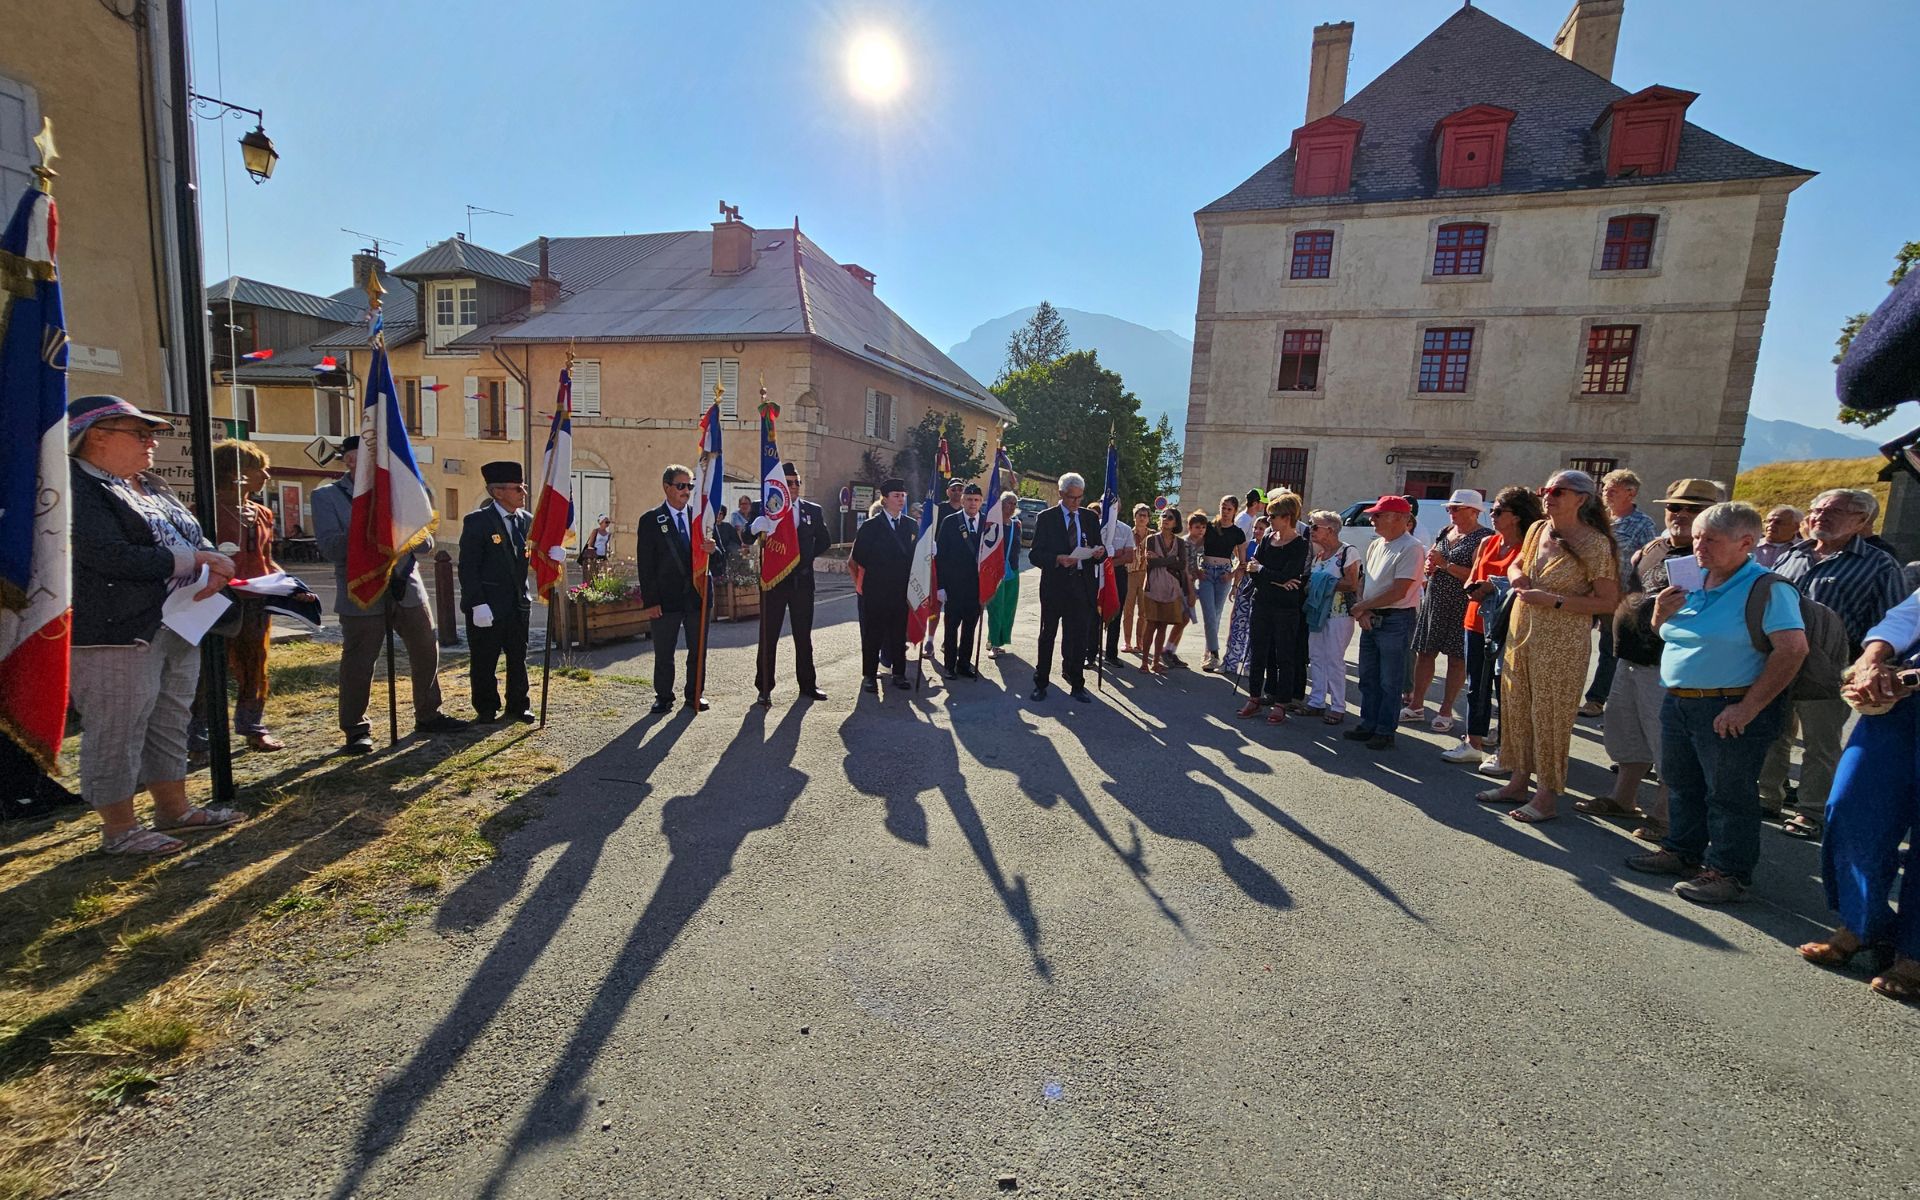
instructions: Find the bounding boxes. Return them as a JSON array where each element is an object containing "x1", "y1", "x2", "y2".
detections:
[{"x1": 1180, "y1": 1, "x2": 1813, "y2": 512}]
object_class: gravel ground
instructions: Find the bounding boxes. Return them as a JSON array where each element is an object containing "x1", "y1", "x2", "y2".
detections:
[{"x1": 97, "y1": 581, "x2": 1918, "y2": 1199}]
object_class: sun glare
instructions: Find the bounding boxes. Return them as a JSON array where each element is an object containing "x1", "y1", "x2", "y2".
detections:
[{"x1": 846, "y1": 29, "x2": 907, "y2": 104}]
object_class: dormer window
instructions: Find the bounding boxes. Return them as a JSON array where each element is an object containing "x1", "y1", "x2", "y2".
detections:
[
  {"x1": 1435, "y1": 105, "x2": 1515, "y2": 190},
  {"x1": 1600, "y1": 86, "x2": 1697, "y2": 178},
  {"x1": 1290, "y1": 115, "x2": 1363, "y2": 198},
  {"x1": 429, "y1": 279, "x2": 479, "y2": 352}
]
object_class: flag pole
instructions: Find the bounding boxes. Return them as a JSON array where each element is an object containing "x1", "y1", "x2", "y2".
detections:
[
  {"x1": 539, "y1": 598, "x2": 555, "y2": 727},
  {"x1": 385, "y1": 604, "x2": 399, "y2": 744}
]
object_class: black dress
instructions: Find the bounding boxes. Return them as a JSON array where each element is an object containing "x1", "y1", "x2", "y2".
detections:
[{"x1": 1247, "y1": 532, "x2": 1311, "y2": 703}]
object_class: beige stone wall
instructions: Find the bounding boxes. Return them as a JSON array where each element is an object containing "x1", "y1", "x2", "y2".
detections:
[{"x1": 1182, "y1": 179, "x2": 1802, "y2": 512}]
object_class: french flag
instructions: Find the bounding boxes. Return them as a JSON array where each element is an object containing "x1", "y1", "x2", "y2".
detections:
[
  {"x1": 975, "y1": 447, "x2": 1011, "y2": 606},
  {"x1": 1097, "y1": 436, "x2": 1121, "y2": 622},
  {"x1": 0, "y1": 181, "x2": 70, "y2": 768},
  {"x1": 345, "y1": 342, "x2": 437, "y2": 606},
  {"x1": 905, "y1": 473, "x2": 941, "y2": 648},
  {"x1": 690, "y1": 399, "x2": 724, "y2": 607},
  {"x1": 241, "y1": 347, "x2": 274, "y2": 361},
  {"x1": 528, "y1": 368, "x2": 573, "y2": 598}
]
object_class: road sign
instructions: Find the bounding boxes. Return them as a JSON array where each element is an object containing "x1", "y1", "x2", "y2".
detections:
[
  {"x1": 839, "y1": 485, "x2": 853, "y2": 508},
  {"x1": 305, "y1": 436, "x2": 338, "y2": 467}
]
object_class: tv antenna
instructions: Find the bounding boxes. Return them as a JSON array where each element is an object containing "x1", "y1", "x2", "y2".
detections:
[
  {"x1": 341, "y1": 227, "x2": 405, "y2": 258},
  {"x1": 466, "y1": 204, "x2": 514, "y2": 240}
]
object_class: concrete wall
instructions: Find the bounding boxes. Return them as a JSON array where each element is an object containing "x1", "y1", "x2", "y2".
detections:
[{"x1": 1182, "y1": 179, "x2": 1802, "y2": 514}]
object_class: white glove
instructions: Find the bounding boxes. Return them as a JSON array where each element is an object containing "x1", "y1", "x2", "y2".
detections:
[
  {"x1": 471, "y1": 603, "x2": 494, "y2": 628},
  {"x1": 548, "y1": 545, "x2": 567, "y2": 562},
  {"x1": 750, "y1": 515, "x2": 775, "y2": 535},
  {"x1": 937, "y1": 588, "x2": 947, "y2": 602},
  {"x1": 1247, "y1": 560, "x2": 1262, "y2": 573}
]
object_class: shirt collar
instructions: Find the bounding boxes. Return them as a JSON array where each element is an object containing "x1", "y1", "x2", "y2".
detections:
[{"x1": 493, "y1": 501, "x2": 519, "y2": 521}]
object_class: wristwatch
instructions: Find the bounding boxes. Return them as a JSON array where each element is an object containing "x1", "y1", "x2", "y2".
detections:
[{"x1": 1553, "y1": 596, "x2": 1564, "y2": 609}]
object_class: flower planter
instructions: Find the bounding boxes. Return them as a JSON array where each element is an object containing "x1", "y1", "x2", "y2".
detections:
[
  {"x1": 716, "y1": 582, "x2": 762, "y2": 623},
  {"x1": 573, "y1": 597, "x2": 656, "y2": 648}
]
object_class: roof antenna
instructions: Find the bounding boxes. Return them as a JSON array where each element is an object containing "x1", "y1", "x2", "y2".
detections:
[
  {"x1": 341, "y1": 227, "x2": 404, "y2": 258},
  {"x1": 465, "y1": 203, "x2": 513, "y2": 240}
]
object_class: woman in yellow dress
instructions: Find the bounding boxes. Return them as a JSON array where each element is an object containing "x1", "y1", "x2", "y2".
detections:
[{"x1": 1477, "y1": 469, "x2": 1620, "y2": 823}]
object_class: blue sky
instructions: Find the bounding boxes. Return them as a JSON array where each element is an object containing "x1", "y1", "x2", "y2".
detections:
[{"x1": 190, "y1": 0, "x2": 1918, "y2": 434}]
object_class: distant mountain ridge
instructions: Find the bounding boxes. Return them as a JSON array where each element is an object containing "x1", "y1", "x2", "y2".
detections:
[
  {"x1": 947, "y1": 307, "x2": 1193, "y2": 428},
  {"x1": 1738, "y1": 417, "x2": 1879, "y2": 472}
]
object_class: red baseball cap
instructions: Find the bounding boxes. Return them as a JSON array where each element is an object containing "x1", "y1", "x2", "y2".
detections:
[{"x1": 1362, "y1": 494, "x2": 1413, "y2": 515}]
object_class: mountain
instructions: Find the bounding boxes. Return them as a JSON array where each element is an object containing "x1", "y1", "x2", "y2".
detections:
[
  {"x1": 947, "y1": 307, "x2": 1193, "y2": 428},
  {"x1": 1738, "y1": 418, "x2": 1879, "y2": 472}
]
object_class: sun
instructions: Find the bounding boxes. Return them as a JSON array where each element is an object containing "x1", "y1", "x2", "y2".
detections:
[{"x1": 846, "y1": 29, "x2": 907, "y2": 104}]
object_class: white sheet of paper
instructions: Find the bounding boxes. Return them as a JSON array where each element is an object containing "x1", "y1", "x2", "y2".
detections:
[
  {"x1": 1068, "y1": 546, "x2": 1099, "y2": 562},
  {"x1": 161, "y1": 567, "x2": 233, "y2": 646},
  {"x1": 1664, "y1": 555, "x2": 1705, "y2": 592}
]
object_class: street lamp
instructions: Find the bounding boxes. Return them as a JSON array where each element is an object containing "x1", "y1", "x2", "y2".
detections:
[{"x1": 190, "y1": 93, "x2": 280, "y2": 183}]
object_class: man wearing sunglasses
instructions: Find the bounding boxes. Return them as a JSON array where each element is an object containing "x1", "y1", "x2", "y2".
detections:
[{"x1": 636, "y1": 464, "x2": 714, "y2": 713}]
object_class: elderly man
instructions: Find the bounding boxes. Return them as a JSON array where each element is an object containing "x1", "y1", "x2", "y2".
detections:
[
  {"x1": 851, "y1": 477, "x2": 916, "y2": 693},
  {"x1": 314, "y1": 436, "x2": 468, "y2": 752},
  {"x1": 1028, "y1": 471, "x2": 1106, "y2": 703},
  {"x1": 1582, "y1": 469, "x2": 1661, "y2": 717},
  {"x1": 1754, "y1": 505, "x2": 1803, "y2": 569},
  {"x1": 1343, "y1": 495, "x2": 1424, "y2": 750},
  {"x1": 1758, "y1": 488, "x2": 1907, "y2": 838},
  {"x1": 459, "y1": 461, "x2": 536, "y2": 723},
  {"x1": 1629, "y1": 502, "x2": 1807, "y2": 905}
]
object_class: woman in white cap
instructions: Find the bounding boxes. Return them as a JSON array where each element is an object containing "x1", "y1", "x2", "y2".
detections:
[{"x1": 1404, "y1": 489, "x2": 1492, "y2": 732}]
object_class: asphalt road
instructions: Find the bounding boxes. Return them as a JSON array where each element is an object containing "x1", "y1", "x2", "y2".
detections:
[{"x1": 104, "y1": 582, "x2": 1917, "y2": 1199}]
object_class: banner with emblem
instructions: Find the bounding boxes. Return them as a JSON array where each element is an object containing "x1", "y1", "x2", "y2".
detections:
[
  {"x1": 757, "y1": 390, "x2": 799, "y2": 591},
  {"x1": 528, "y1": 367, "x2": 574, "y2": 598},
  {"x1": 976, "y1": 447, "x2": 1011, "y2": 606}
]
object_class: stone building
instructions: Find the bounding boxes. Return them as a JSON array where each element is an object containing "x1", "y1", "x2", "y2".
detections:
[{"x1": 1180, "y1": 1, "x2": 1813, "y2": 511}]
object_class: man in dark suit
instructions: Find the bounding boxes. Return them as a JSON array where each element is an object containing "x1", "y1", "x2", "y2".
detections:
[
  {"x1": 459, "y1": 460, "x2": 535, "y2": 722},
  {"x1": 936, "y1": 484, "x2": 986, "y2": 678},
  {"x1": 1028, "y1": 471, "x2": 1106, "y2": 703},
  {"x1": 850, "y1": 477, "x2": 916, "y2": 693},
  {"x1": 753, "y1": 461, "x2": 834, "y2": 705},
  {"x1": 635, "y1": 462, "x2": 714, "y2": 714}
]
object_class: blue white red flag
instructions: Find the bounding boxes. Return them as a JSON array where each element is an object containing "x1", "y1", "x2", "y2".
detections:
[
  {"x1": 1097, "y1": 436, "x2": 1121, "y2": 621},
  {"x1": 345, "y1": 340, "x2": 437, "y2": 606},
  {"x1": 758, "y1": 388, "x2": 799, "y2": 590},
  {"x1": 691, "y1": 399, "x2": 724, "y2": 606},
  {"x1": 0, "y1": 176, "x2": 70, "y2": 767},
  {"x1": 528, "y1": 368, "x2": 574, "y2": 598},
  {"x1": 905, "y1": 473, "x2": 941, "y2": 646},
  {"x1": 976, "y1": 447, "x2": 1011, "y2": 606}
]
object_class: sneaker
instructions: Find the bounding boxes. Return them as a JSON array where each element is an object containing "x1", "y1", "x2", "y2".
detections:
[
  {"x1": 1578, "y1": 700, "x2": 1605, "y2": 718},
  {"x1": 1626, "y1": 849, "x2": 1697, "y2": 877},
  {"x1": 1475, "y1": 755, "x2": 1512, "y2": 777},
  {"x1": 1440, "y1": 742, "x2": 1484, "y2": 765},
  {"x1": 1201, "y1": 653, "x2": 1220, "y2": 672},
  {"x1": 1674, "y1": 868, "x2": 1748, "y2": 905}
]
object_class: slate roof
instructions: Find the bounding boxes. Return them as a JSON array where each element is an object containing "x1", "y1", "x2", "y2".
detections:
[
  {"x1": 311, "y1": 270, "x2": 421, "y2": 349},
  {"x1": 391, "y1": 237, "x2": 538, "y2": 285},
  {"x1": 206, "y1": 276, "x2": 361, "y2": 324},
  {"x1": 1202, "y1": 5, "x2": 1811, "y2": 215},
  {"x1": 216, "y1": 344, "x2": 347, "y2": 383}
]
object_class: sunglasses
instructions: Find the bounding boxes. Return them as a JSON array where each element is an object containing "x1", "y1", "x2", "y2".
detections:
[
  {"x1": 1537, "y1": 485, "x2": 1584, "y2": 498},
  {"x1": 1665, "y1": 503, "x2": 1703, "y2": 516},
  {"x1": 669, "y1": 481, "x2": 693, "y2": 491},
  {"x1": 1489, "y1": 507, "x2": 1510, "y2": 517}
]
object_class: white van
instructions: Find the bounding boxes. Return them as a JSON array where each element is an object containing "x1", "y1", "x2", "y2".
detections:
[{"x1": 1335, "y1": 498, "x2": 1452, "y2": 553}]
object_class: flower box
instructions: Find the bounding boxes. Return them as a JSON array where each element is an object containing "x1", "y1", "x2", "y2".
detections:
[{"x1": 574, "y1": 597, "x2": 659, "y2": 648}]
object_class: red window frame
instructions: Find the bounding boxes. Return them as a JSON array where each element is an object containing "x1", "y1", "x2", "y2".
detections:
[
  {"x1": 1601, "y1": 215, "x2": 1657, "y2": 271},
  {"x1": 1266, "y1": 447, "x2": 1308, "y2": 496},
  {"x1": 1290, "y1": 230, "x2": 1334, "y2": 280},
  {"x1": 1582, "y1": 325, "x2": 1639, "y2": 395},
  {"x1": 1432, "y1": 223, "x2": 1488, "y2": 276},
  {"x1": 1418, "y1": 328, "x2": 1474, "y2": 393},
  {"x1": 1276, "y1": 329, "x2": 1324, "y2": 391}
]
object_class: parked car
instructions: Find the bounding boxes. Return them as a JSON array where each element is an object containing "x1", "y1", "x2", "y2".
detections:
[
  {"x1": 1016, "y1": 497, "x2": 1047, "y2": 546},
  {"x1": 1335, "y1": 499, "x2": 1452, "y2": 553}
]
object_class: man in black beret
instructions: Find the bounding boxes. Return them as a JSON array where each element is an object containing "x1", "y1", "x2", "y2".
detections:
[
  {"x1": 459, "y1": 460, "x2": 534, "y2": 722},
  {"x1": 936, "y1": 483, "x2": 985, "y2": 679},
  {"x1": 850, "y1": 477, "x2": 916, "y2": 693}
]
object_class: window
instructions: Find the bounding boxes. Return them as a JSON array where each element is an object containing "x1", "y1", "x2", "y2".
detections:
[
  {"x1": 1602, "y1": 86, "x2": 1695, "y2": 178},
  {"x1": 433, "y1": 285, "x2": 455, "y2": 335},
  {"x1": 1290, "y1": 230, "x2": 1334, "y2": 280},
  {"x1": 1, "y1": 74, "x2": 42, "y2": 217},
  {"x1": 429, "y1": 280, "x2": 479, "y2": 351},
  {"x1": 1431, "y1": 223, "x2": 1487, "y2": 276},
  {"x1": 1266, "y1": 447, "x2": 1307, "y2": 496},
  {"x1": 571, "y1": 359, "x2": 602, "y2": 416},
  {"x1": 1289, "y1": 115, "x2": 1362, "y2": 198},
  {"x1": 223, "y1": 384, "x2": 258, "y2": 431},
  {"x1": 1403, "y1": 470, "x2": 1456, "y2": 500},
  {"x1": 444, "y1": 487, "x2": 460, "y2": 518},
  {"x1": 400, "y1": 377, "x2": 422, "y2": 434},
  {"x1": 865, "y1": 388, "x2": 897, "y2": 441},
  {"x1": 317, "y1": 388, "x2": 351, "y2": 437},
  {"x1": 697, "y1": 358, "x2": 740, "y2": 418},
  {"x1": 1568, "y1": 456, "x2": 1618, "y2": 478},
  {"x1": 1276, "y1": 330, "x2": 1323, "y2": 391},
  {"x1": 481, "y1": 380, "x2": 508, "y2": 440},
  {"x1": 1582, "y1": 324, "x2": 1639, "y2": 395},
  {"x1": 1417, "y1": 328, "x2": 1474, "y2": 393},
  {"x1": 458, "y1": 285, "x2": 478, "y2": 328},
  {"x1": 1435, "y1": 104, "x2": 1515, "y2": 190},
  {"x1": 1601, "y1": 216, "x2": 1657, "y2": 271}
]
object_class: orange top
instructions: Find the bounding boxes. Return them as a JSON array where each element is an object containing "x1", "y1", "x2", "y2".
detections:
[{"x1": 1463, "y1": 533, "x2": 1521, "y2": 634}]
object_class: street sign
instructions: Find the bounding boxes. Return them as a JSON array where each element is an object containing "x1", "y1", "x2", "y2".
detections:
[
  {"x1": 305, "y1": 436, "x2": 338, "y2": 467},
  {"x1": 839, "y1": 485, "x2": 853, "y2": 513}
]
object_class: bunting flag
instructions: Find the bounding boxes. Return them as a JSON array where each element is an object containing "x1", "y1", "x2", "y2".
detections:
[
  {"x1": 345, "y1": 279, "x2": 437, "y2": 607},
  {"x1": 528, "y1": 367, "x2": 574, "y2": 598},
  {"x1": 240, "y1": 348, "x2": 274, "y2": 361},
  {"x1": 690, "y1": 395, "x2": 724, "y2": 608},
  {"x1": 757, "y1": 389, "x2": 799, "y2": 591},
  {"x1": 905, "y1": 472, "x2": 941, "y2": 646},
  {"x1": 975, "y1": 447, "x2": 1011, "y2": 606},
  {"x1": 0, "y1": 156, "x2": 71, "y2": 768},
  {"x1": 1096, "y1": 434, "x2": 1121, "y2": 622},
  {"x1": 311, "y1": 355, "x2": 339, "y2": 373}
]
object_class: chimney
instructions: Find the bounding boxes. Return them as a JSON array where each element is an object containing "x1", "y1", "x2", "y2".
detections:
[
  {"x1": 529, "y1": 235, "x2": 561, "y2": 312},
  {"x1": 711, "y1": 201, "x2": 754, "y2": 276},
  {"x1": 350, "y1": 251, "x2": 386, "y2": 294},
  {"x1": 1553, "y1": 0, "x2": 1625, "y2": 81},
  {"x1": 1306, "y1": 21, "x2": 1353, "y2": 124},
  {"x1": 841, "y1": 263, "x2": 876, "y2": 292}
]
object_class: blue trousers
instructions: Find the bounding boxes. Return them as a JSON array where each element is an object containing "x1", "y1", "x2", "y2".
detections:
[
  {"x1": 1661, "y1": 692, "x2": 1789, "y2": 884},
  {"x1": 1822, "y1": 694, "x2": 1920, "y2": 959},
  {"x1": 1195, "y1": 564, "x2": 1232, "y2": 657},
  {"x1": 1356, "y1": 608, "x2": 1415, "y2": 738}
]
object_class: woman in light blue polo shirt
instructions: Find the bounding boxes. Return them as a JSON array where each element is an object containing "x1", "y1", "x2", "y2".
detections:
[{"x1": 1627, "y1": 502, "x2": 1807, "y2": 906}]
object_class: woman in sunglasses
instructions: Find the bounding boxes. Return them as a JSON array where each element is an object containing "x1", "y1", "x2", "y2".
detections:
[{"x1": 1477, "y1": 469, "x2": 1620, "y2": 823}]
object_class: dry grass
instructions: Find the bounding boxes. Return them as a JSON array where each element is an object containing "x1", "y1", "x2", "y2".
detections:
[
  {"x1": 0, "y1": 640, "x2": 645, "y2": 1198},
  {"x1": 1732, "y1": 456, "x2": 1889, "y2": 531}
]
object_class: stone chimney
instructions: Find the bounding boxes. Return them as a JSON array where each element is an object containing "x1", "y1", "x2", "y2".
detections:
[
  {"x1": 529, "y1": 235, "x2": 561, "y2": 312},
  {"x1": 350, "y1": 251, "x2": 386, "y2": 294},
  {"x1": 711, "y1": 203, "x2": 755, "y2": 276},
  {"x1": 841, "y1": 263, "x2": 876, "y2": 292},
  {"x1": 1553, "y1": 0, "x2": 1625, "y2": 81},
  {"x1": 1306, "y1": 21, "x2": 1353, "y2": 124}
]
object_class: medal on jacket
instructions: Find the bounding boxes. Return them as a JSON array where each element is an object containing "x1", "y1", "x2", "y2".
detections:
[{"x1": 491, "y1": 533, "x2": 503, "y2": 544}]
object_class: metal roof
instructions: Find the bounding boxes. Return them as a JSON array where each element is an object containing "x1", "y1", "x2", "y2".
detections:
[
  {"x1": 1202, "y1": 5, "x2": 1811, "y2": 215},
  {"x1": 216, "y1": 343, "x2": 346, "y2": 383},
  {"x1": 391, "y1": 237, "x2": 538, "y2": 285},
  {"x1": 505, "y1": 233, "x2": 686, "y2": 295},
  {"x1": 207, "y1": 276, "x2": 362, "y2": 324}
]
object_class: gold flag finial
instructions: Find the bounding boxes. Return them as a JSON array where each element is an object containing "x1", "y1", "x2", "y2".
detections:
[
  {"x1": 713, "y1": 378, "x2": 725, "y2": 406},
  {"x1": 363, "y1": 267, "x2": 385, "y2": 309},
  {"x1": 30, "y1": 118, "x2": 57, "y2": 192}
]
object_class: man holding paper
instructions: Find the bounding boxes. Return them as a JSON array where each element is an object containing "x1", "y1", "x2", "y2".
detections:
[{"x1": 1027, "y1": 472, "x2": 1106, "y2": 703}]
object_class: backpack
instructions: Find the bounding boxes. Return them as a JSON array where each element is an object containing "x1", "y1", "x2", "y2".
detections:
[
  {"x1": 1744, "y1": 572, "x2": 1848, "y2": 702},
  {"x1": 1304, "y1": 546, "x2": 1348, "y2": 633}
]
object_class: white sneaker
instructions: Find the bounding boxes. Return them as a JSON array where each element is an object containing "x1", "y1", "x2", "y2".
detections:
[
  {"x1": 1399, "y1": 706, "x2": 1424, "y2": 722},
  {"x1": 1476, "y1": 754, "x2": 1512, "y2": 777},
  {"x1": 1440, "y1": 742, "x2": 1484, "y2": 765}
]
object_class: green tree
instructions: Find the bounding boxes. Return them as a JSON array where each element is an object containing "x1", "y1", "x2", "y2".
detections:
[
  {"x1": 995, "y1": 350, "x2": 1162, "y2": 507},
  {"x1": 1152, "y1": 412, "x2": 1183, "y2": 499},
  {"x1": 1834, "y1": 239, "x2": 1920, "y2": 429},
  {"x1": 894, "y1": 409, "x2": 989, "y2": 497},
  {"x1": 1001, "y1": 301, "x2": 1071, "y2": 378}
]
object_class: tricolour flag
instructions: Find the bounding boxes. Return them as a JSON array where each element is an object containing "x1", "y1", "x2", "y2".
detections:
[
  {"x1": 976, "y1": 447, "x2": 1011, "y2": 606},
  {"x1": 528, "y1": 367, "x2": 574, "y2": 598},
  {"x1": 690, "y1": 398, "x2": 724, "y2": 608},
  {"x1": 345, "y1": 341, "x2": 437, "y2": 607},
  {"x1": 240, "y1": 348, "x2": 274, "y2": 361},
  {"x1": 0, "y1": 175, "x2": 71, "y2": 768},
  {"x1": 758, "y1": 392, "x2": 799, "y2": 591},
  {"x1": 1096, "y1": 435, "x2": 1121, "y2": 622},
  {"x1": 905, "y1": 473, "x2": 941, "y2": 647}
]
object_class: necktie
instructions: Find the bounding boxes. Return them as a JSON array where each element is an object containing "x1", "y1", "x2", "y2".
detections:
[{"x1": 676, "y1": 510, "x2": 688, "y2": 547}]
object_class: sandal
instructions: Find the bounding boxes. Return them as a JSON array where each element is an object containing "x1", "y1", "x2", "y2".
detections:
[
  {"x1": 1781, "y1": 813, "x2": 1824, "y2": 840},
  {"x1": 245, "y1": 732, "x2": 286, "y2": 752},
  {"x1": 1797, "y1": 929, "x2": 1894, "y2": 972},
  {"x1": 101, "y1": 826, "x2": 186, "y2": 856},
  {"x1": 1236, "y1": 701, "x2": 1263, "y2": 719},
  {"x1": 1573, "y1": 797, "x2": 1643, "y2": 819},
  {"x1": 1430, "y1": 715, "x2": 1455, "y2": 733},
  {"x1": 1631, "y1": 823, "x2": 1668, "y2": 844},
  {"x1": 1266, "y1": 708, "x2": 1288, "y2": 726},
  {"x1": 1322, "y1": 711, "x2": 1344, "y2": 725},
  {"x1": 1869, "y1": 961, "x2": 1920, "y2": 1004},
  {"x1": 1508, "y1": 802, "x2": 1558, "y2": 825},
  {"x1": 155, "y1": 805, "x2": 245, "y2": 833},
  {"x1": 1475, "y1": 788, "x2": 1522, "y2": 805}
]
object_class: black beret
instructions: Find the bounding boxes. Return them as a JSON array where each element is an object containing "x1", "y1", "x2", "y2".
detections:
[
  {"x1": 962, "y1": 484, "x2": 983, "y2": 496},
  {"x1": 879, "y1": 477, "x2": 906, "y2": 495},
  {"x1": 481, "y1": 460, "x2": 524, "y2": 485},
  {"x1": 338, "y1": 435, "x2": 360, "y2": 453},
  {"x1": 782, "y1": 461, "x2": 799, "y2": 476},
  {"x1": 1837, "y1": 266, "x2": 1920, "y2": 412}
]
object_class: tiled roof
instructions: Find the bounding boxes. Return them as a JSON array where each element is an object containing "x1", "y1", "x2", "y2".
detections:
[
  {"x1": 206, "y1": 276, "x2": 361, "y2": 324},
  {"x1": 1201, "y1": 5, "x2": 1811, "y2": 215},
  {"x1": 391, "y1": 237, "x2": 538, "y2": 285}
]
